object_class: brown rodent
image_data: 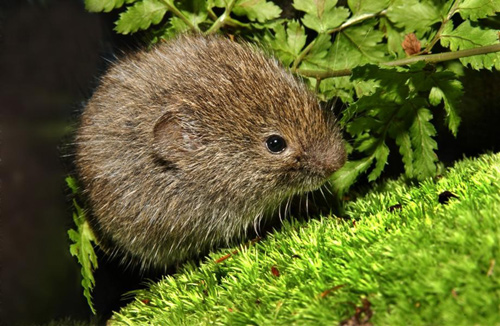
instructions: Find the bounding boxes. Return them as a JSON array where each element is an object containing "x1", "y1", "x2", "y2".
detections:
[{"x1": 75, "y1": 35, "x2": 346, "y2": 270}]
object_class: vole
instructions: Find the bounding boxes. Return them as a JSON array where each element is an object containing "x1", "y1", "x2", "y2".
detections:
[{"x1": 75, "y1": 35, "x2": 346, "y2": 270}]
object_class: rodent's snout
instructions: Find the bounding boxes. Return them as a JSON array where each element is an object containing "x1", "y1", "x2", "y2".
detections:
[{"x1": 307, "y1": 142, "x2": 347, "y2": 179}]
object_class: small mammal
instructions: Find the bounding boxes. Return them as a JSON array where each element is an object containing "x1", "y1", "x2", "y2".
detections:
[{"x1": 76, "y1": 35, "x2": 346, "y2": 270}]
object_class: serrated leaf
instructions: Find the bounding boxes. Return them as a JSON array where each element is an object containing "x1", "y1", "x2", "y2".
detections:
[
  {"x1": 379, "y1": 17, "x2": 405, "y2": 57},
  {"x1": 386, "y1": 0, "x2": 443, "y2": 36},
  {"x1": 301, "y1": 7, "x2": 350, "y2": 33},
  {"x1": 263, "y1": 20, "x2": 306, "y2": 66},
  {"x1": 458, "y1": 0, "x2": 500, "y2": 21},
  {"x1": 353, "y1": 79, "x2": 379, "y2": 98},
  {"x1": 410, "y1": 107, "x2": 438, "y2": 179},
  {"x1": 303, "y1": 34, "x2": 332, "y2": 65},
  {"x1": 115, "y1": 0, "x2": 169, "y2": 34},
  {"x1": 347, "y1": 0, "x2": 389, "y2": 16},
  {"x1": 395, "y1": 131, "x2": 414, "y2": 178},
  {"x1": 286, "y1": 20, "x2": 308, "y2": 57},
  {"x1": 208, "y1": 0, "x2": 227, "y2": 8},
  {"x1": 440, "y1": 20, "x2": 500, "y2": 70},
  {"x1": 66, "y1": 176, "x2": 79, "y2": 194},
  {"x1": 331, "y1": 156, "x2": 374, "y2": 195},
  {"x1": 351, "y1": 65, "x2": 409, "y2": 102},
  {"x1": 294, "y1": 0, "x2": 350, "y2": 33},
  {"x1": 159, "y1": 0, "x2": 210, "y2": 39},
  {"x1": 233, "y1": 0, "x2": 281, "y2": 23},
  {"x1": 428, "y1": 86, "x2": 442, "y2": 106},
  {"x1": 332, "y1": 23, "x2": 387, "y2": 67},
  {"x1": 162, "y1": 16, "x2": 192, "y2": 39},
  {"x1": 346, "y1": 116, "x2": 379, "y2": 135},
  {"x1": 293, "y1": 0, "x2": 337, "y2": 15},
  {"x1": 356, "y1": 134, "x2": 379, "y2": 152},
  {"x1": 316, "y1": 76, "x2": 356, "y2": 103},
  {"x1": 368, "y1": 142, "x2": 389, "y2": 181},
  {"x1": 85, "y1": 0, "x2": 134, "y2": 12},
  {"x1": 429, "y1": 78, "x2": 463, "y2": 136},
  {"x1": 68, "y1": 198, "x2": 98, "y2": 314}
]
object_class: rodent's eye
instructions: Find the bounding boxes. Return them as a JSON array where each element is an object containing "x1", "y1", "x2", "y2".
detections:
[{"x1": 266, "y1": 135, "x2": 287, "y2": 154}]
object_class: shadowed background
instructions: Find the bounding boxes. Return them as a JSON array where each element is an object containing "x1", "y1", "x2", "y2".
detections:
[{"x1": 1, "y1": 1, "x2": 125, "y2": 324}]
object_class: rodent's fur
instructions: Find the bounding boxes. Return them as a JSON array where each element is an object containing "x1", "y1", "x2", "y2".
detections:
[{"x1": 76, "y1": 35, "x2": 346, "y2": 270}]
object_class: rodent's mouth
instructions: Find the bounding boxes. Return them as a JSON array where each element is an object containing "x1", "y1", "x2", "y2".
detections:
[{"x1": 289, "y1": 172, "x2": 331, "y2": 195}]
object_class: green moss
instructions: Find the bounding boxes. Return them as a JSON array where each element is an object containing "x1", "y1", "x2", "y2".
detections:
[{"x1": 111, "y1": 152, "x2": 500, "y2": 325}]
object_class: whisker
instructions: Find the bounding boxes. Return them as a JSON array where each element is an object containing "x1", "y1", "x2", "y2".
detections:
[
  {"x1": 318, "y1": 186, "x2": 328, "y2": 203},
  {"x1": 284, "y1": 196, "x2": 291, "y2": 219},
  {"x1": 305, "y1": 190, "x2": 309, "y2": 216},
  {"x1": 323, "y1": 184, "x2": 333, "y2": 196},
  {"x1": 278, "y1": 201, "x2": 283, "y2": 223}
]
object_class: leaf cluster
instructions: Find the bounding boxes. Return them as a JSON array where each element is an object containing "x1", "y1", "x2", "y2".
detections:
[
  {"x1": 84, "y1": 0, "x2": 499, "y2": 193},
  {"x1": 85, "y1": 0, "x2": 499, "y2": 194}
]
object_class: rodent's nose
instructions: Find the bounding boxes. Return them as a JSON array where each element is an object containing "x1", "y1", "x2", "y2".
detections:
[{"x1": 308, "y1": 144, "x2": 347, "y2": 178}]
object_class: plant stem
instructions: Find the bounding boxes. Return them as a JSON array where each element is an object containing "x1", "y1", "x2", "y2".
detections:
[
  {"x1": 160, "y1": 0, "x2": 200, "y2": 32},
  {"x1": 296, "y1": 43, "x2": 500, "y2": 78},
  {"x1": 296, "y1": 68, "x2": 352, "y2": 79},
  {"x1": 292, "y1": 39, "x2": 316, "y2": 72},
  {"x1": 328, "y1": 10, "x2": 387, "y2": 35},
  {"x1": 384, "y1": 43, "x2": 500, "y2": 66},
  {"x1": 423, "y1": 0, "x2": 461, "y2": 54},
  {"x1": 205, "y1": 0, "x2": 237, "y2": 35},
  {"x1": 207, "y1": 8, "x2": 218, "y2": 21}
]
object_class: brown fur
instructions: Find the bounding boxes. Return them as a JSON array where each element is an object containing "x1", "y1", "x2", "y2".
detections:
[{"x1": 75, "y1": 35, "x2": 346, "y2": 270}]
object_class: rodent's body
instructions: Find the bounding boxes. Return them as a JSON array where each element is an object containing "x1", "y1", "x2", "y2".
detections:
[{"x1": 76, "y1": 35, "x2": 345, "y2": 270}]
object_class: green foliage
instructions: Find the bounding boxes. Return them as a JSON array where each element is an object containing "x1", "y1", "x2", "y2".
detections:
[
  {"x1": 109, "y1": 152, "x2": 500, "y2": 325},
  {"x1": 115, "y1": 0, "x2": 169, "y2": 34},
  {"x1": 457, "y1": 0, "x2": 500, "y2": 21},
  {"x1": 85, "y1": 0, "x2": 136, "y2": 13},
  {"x1": 332, "y1": 63, "x2": 463, "y2": 193},
  {"x1": 440, "y1": 20, "x2": 500, "y2": 70},
  {"x1": 66, "y1": 176, "x2": 99, "y2": 314},
  {"x1": 293, "y1": 0, "x2": 350, "y2": 33},
  {"x1": 83, "y1": 0, "x2": 500, "y2": 190},
  {"x1": 231, "y1": 0, "x2": 281, "y2": 23}
]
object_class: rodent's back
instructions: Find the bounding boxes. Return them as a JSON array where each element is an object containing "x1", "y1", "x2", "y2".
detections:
[{"x1": 76, "y1": 35, "x2": 346, "y2": 270}]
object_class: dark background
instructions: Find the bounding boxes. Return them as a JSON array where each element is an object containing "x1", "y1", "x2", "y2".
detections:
[
  {"x1": 0, "y1": 1, "x2": 498, "y2": 325},
  {"x1": 0, "y1": 1, "x2": 134, "y2": 325}
]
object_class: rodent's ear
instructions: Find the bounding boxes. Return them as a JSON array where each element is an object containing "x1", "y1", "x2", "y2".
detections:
[{"x1": 152, "y1": 111, "x2": 203, "y2": 163}]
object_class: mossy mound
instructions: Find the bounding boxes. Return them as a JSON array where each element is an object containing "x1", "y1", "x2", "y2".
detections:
[{"x1": 111, "y1": 152, "x2": 500, "y2": 325}]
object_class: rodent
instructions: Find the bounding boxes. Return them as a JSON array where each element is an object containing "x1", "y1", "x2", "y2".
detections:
[{"x1": 75, "y1": 35, "x2": 346, "y2": 270}]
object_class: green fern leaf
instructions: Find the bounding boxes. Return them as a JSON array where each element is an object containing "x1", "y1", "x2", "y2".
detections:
[
  {"x1": 331, "y1": 156, "x2": 374, "y2": 195},
  {"x1": 395, "y1": 131, "x2": 414, "y2": 178},
  {"x1": 336, "y1": 22, "x2": 387, "y2": 65},
  {"x1": 429, "y1": 78, "x2": 463, "y2": 136},
  {"x1": 368, "y1": 142, "x2": 390, "y2": 181},
  {"x1": 293, "y1": 0, "x2": 350, "y2": 33},
  {"x1": 233, "y1": 0, "x2": 281, "y2": 23},
  {"x1": 440, "y1": 20, "x2": 500, "y2": 70},
  {"x1": 263, "y1": 20, "x2": 306, "y2": 66},
  {"x1": 303, "y1": 34, "x2": 332, "y2": 66},
  {"x1": 347, "y1": 0, "x2": 389, "y2": 16},
  {"x1": 66, "y1": 177, "x2": 98, "y2": 315},
  {"x1": 85, "y1": 0, "x2": 134, "y2": 12},
  {"x1": 115, "y1": 0, "x2": 169, "y2": 34},
  {"x1": 386, "y1": 0, "x2": 444, "y2": 36},
  {"x1": 458, "y1": 0, "x2": 500, "y2": 21},
  {"x1": 410, "y1": 106, "x2": 438, "y2": 180}
]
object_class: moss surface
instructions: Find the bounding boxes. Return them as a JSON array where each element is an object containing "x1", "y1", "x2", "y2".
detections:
[{"x1": 111, "y1": 152, "x2": 500, "y2": 325}]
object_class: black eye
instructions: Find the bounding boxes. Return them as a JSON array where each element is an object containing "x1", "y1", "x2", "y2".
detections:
[{"x1": 266, "y1": 135, "x2": 287, "y2": 153}]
